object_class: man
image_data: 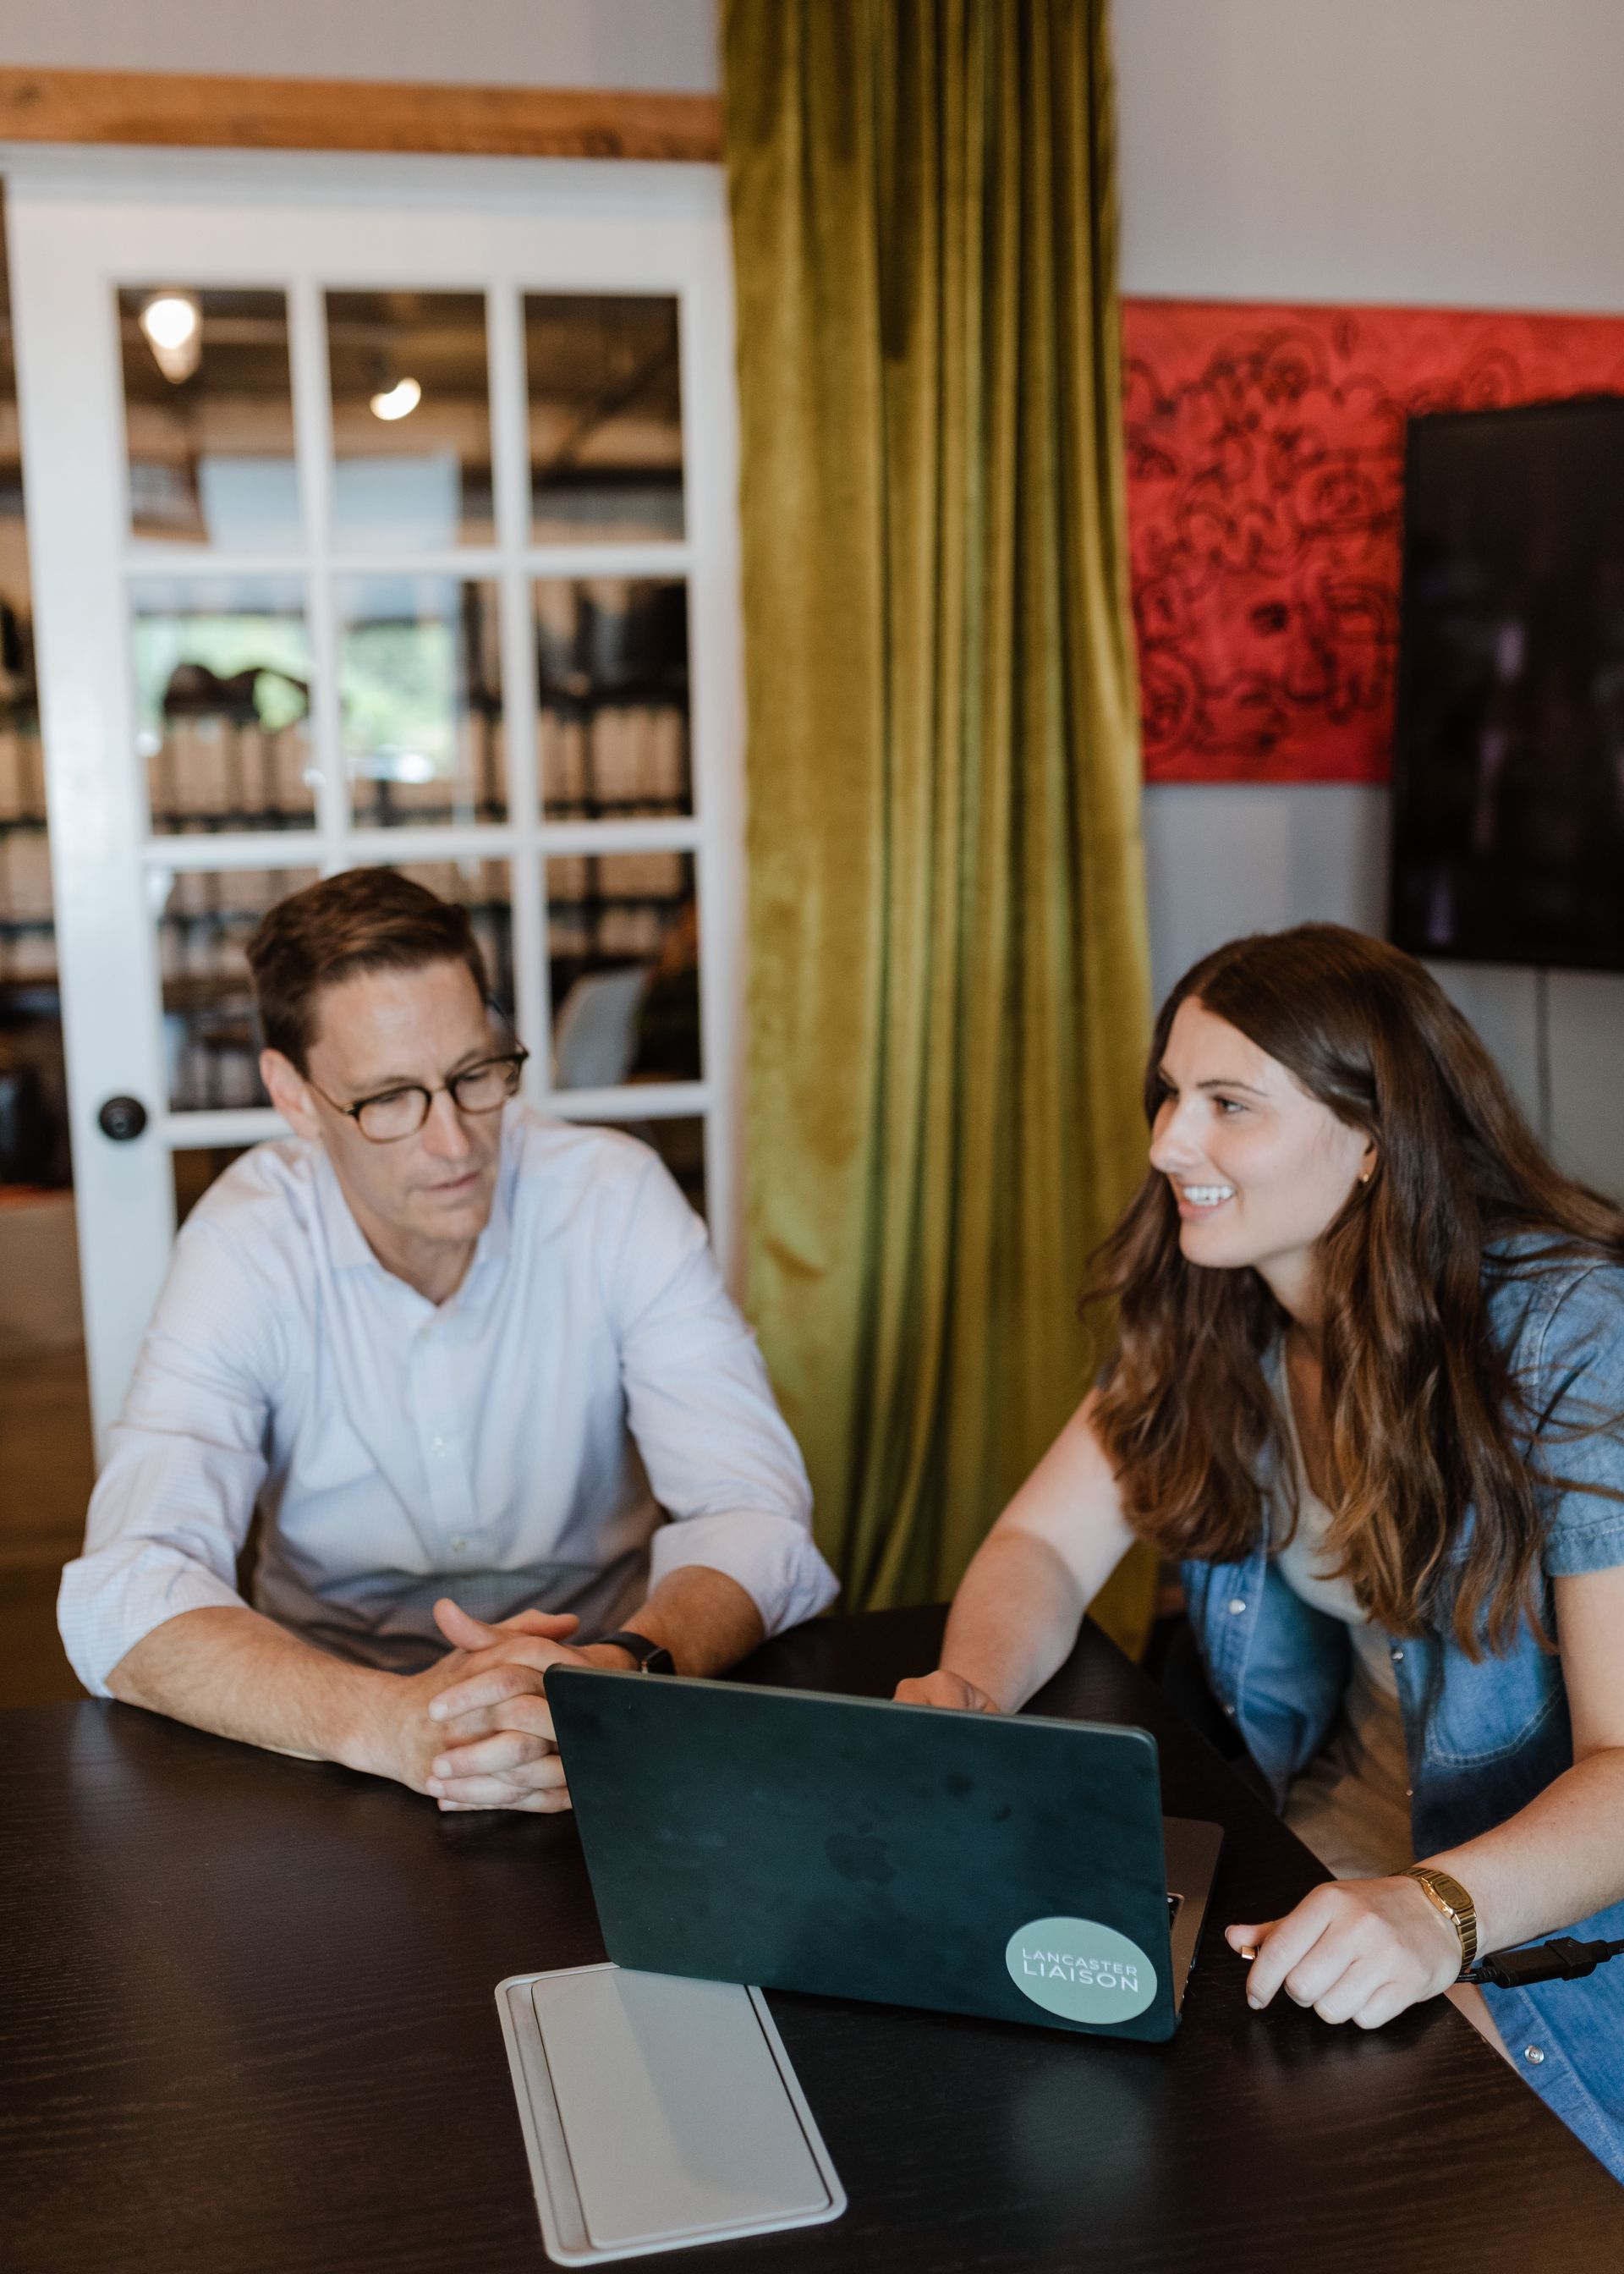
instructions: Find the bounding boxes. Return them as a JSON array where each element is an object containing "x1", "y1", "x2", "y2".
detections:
[{"x1": 59, "y1": 869, "x2": 836, "y2": 1811}]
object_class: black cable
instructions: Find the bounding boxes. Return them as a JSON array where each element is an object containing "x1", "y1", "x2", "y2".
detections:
[{"x1": 1464, "y1": 1935, "x2": 1624, "y2": 1989}]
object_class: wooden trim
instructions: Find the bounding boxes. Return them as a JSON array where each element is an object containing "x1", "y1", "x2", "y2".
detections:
[{"x1": 0, "y1": 67, "x2": 722, "y2": 163}]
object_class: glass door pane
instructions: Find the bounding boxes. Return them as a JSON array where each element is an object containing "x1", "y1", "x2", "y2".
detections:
[
  {"x1": 525, "y1": 294, "x2": 684, "y2": 542},
  {"x1": 547, "y1": 851, "x2": 700, "y2": 1090},
  {"x1": 118, "y1": 287, "x2": 300, "y2": 548},
  {"x1": 338, "y1": 576, "x2": 504, "y2": 826},
  {"x1": 156, "y1": 866, "x2": 318, "y2": 1111},
  {"x1": 131, "y1": 575, "x2": 314, "y2": 832},
  {"x1": 327, "y1": 290, "x2": 494, "y2": 548},
  {"x1": 535, "y1": 579, "x2": 690, "y2": 818}
]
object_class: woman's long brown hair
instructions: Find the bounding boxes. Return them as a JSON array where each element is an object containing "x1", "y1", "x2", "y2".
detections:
[{"x1": 1089, "y1": 925, "x2": 1624, "y2": 1656}]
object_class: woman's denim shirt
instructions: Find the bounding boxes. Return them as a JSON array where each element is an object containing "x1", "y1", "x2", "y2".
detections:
[{"x1": 1180, "y1": 1249, "x2": 1624, "y2": 2183}]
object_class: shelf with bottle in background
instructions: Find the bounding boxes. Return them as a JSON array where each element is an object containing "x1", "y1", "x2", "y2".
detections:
[
  {"x1": 0, "y1": 700, "x2": 52, "y2": 986},
  {"x1": 0, "y1": 652, "x2": 69, "y2": 1184}
]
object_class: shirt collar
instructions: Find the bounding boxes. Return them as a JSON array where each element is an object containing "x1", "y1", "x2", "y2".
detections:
[
  {"x1": 468, "y1": 1114, "x2": 518, "y2": 1277},
  {"x1": 313, "y1": 1145, "x2": 377, "y2": 1273},
  {"x1": 310, "y1": 1121, "x2": 517, "y2": 1284}
]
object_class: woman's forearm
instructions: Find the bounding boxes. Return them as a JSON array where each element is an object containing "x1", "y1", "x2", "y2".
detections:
[
  {"x1": 933, "y1": 1397, "x2": 1137, "y2": 1710},
  {"x1": 1427, "y1": 1748, "x2": 1624, "y2": 1956},
  {"x1": 938, "y1": 1530, "x2": 1093, "y2": 1711}
]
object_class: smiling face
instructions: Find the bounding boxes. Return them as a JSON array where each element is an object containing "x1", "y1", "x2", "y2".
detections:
[
  {"x1": 261, "y1": 956, "x2": 508, "y2": 1294},
  {"x1": 1147, "y1": 997, "x2": 1375, "y2": 1318}
]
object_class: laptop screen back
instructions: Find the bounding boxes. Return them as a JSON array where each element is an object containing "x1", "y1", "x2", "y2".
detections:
[{"x1": 547, "y1": 1670, "x2": 1182, "y2": 2044}]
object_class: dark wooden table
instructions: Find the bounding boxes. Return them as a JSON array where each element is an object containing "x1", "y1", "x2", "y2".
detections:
[{"x1": 3, "y1": 1606, "x2": 1619, "y2": 2272}]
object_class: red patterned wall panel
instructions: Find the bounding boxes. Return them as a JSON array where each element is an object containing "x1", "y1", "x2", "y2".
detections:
[{"x1": 1122, "y1": 299, "x2": 1624, "y2": 783}]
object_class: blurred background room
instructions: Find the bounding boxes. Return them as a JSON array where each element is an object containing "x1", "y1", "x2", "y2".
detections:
[{"x1": 3, "y1": 0, "x2": 1624, "y2": 1707}]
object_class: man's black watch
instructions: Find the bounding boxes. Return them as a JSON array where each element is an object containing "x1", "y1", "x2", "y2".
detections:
[{"x1": 588, "y1": 1629, "x2": 675, "y2": 1674}]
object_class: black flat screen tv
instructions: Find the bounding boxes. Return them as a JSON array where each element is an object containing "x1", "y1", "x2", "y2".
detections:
[{"x1": 1389, "y1": 393, "x2": 1624, "y2": 972}]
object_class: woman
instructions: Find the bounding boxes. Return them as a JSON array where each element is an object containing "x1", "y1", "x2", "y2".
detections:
[{"x1": 898, "y1": 925, "x2": 1624, "y2": 2180}]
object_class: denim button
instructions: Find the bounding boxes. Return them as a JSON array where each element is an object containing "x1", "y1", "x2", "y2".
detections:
[
  {"x1": 1227, "y1": 1598, "x2": 1247, "y2": 1615},
  {"x1": 1223, "y1": 1703, "x2": 1237, "y2": 1718},
  {"x1": 1391, "y1": 1647, "x2": 1405, "y2": 1662},
  {"x1": 1524, "y1": 2046, "x2": 1545, "y2": 2066}
]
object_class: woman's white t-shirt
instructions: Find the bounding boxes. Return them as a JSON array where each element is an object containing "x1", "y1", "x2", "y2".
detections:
[{"x1": 1274, "y1": 1385, "x2": 1416, "y2": 1880}]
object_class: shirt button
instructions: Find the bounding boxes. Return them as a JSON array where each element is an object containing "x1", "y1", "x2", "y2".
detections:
[
  {"x1": 1523, "y1": 2046, "x2": 1545, "y2": 2066},
  {"x1": 1223, "y1": 1702, "x2": 1237, "y2": 1718},
  {"x1": 431, "y1": 1436, "x2": 447, "y2": 1455},
  {"x1": 451, "y1": 1536, "x2": 468, "y2": 1554},
  {"x1": 1390, "y1": 1648, "x2": 1405, "y2": 1663},
  {"x1": 1227, "y1": 1598, "x2": 1247, "y2": 1615}
]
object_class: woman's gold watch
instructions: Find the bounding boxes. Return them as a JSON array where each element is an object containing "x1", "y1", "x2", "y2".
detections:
[{"x1": 1402, "y1": 1865, "x2": 1479, "y2": 1976}]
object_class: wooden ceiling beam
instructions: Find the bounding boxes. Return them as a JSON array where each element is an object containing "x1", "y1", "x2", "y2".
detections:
[{"x1": 0, "y1": 67, "x2": 722, "y2": 164}]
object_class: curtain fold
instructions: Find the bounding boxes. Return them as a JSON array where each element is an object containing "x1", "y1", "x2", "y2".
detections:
[{"x1": 724, "y1": 0, "x2": 1155, "y2": 1651}]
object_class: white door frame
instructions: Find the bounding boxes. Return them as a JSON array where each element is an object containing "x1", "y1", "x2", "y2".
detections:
[{"x1": 4, "y1": 147, "x2": 747, "y2": 1445}]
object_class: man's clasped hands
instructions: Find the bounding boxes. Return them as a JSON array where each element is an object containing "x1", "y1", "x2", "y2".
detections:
[{"x1": 366, "y1": 1600, "x2": 623, "y2": 1814}]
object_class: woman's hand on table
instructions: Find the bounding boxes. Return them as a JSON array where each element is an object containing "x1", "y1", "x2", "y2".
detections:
[
  {"x1": 1226, "y1": 1873, "x2": 1464, "y2": 2028},
  {"x1": 893, "y1": 1669, "x2": 1005, "y2": 1713}
]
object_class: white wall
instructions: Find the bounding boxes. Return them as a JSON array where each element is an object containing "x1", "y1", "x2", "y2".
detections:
[
  {"x1": 1115, "y1": 0, "x2": 1624, "y2": 314},
  {"x1": 1118, "y1": 0, "x2": 1624, "y2": 1185},
  {"x1": 0, "y1": 0, "x2": 719, "y2": 91}
]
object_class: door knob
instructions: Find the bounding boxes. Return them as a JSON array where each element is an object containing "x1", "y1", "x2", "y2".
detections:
[{"x1": 97, "y1": 1095, "x2": 149, "y2": 1142}]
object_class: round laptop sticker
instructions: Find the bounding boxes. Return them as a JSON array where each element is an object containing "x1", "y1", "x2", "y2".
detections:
[{"x1": 1004, "y1": 1917, "x2": 1158, "y2": 2024}]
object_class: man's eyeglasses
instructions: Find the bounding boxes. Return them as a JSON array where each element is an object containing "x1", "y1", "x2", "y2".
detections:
[{"x1": 310, "y1": 1045, "x2": 529, "y2": 1144}]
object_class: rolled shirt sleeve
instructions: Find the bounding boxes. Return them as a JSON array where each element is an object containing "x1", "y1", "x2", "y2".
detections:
[
  {"x1": 608, "y1": 1151, "x2": 838, "y2": 1635},
  {"x1": 58, "y1": 1220, "x2": 279, "y2": 1697}
]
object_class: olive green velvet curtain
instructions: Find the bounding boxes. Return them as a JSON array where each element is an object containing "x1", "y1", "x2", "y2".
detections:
[{"x1": 723, "y1": 0, "x2": 1155, "y2": 1651}]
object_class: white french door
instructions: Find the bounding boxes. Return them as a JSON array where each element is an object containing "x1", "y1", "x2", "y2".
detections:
[{"x1": 3, "y1": 149, "x2": 746, "y2": 1444}]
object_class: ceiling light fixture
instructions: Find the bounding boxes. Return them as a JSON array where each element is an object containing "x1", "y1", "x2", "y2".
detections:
[
  {"x1": 139, "y1": 290, "x2": 202, "y2": 383},
  {"x1": 368, "y1": 375, "x2": 422, "y2": 422}
]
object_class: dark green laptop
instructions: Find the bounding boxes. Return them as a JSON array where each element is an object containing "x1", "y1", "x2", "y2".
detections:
[{"x1": 546, "y1": 1670, "x2": 1222, "y2": 2046}]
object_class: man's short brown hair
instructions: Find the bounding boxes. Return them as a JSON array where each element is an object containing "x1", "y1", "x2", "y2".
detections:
[{"x1": 245, "y1": 868, "x2": 489, "y2": 1072}]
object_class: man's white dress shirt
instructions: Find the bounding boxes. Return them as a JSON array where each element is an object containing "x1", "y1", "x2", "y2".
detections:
[{"x1": 59, "y1": 1109, "x2": 836, "y2": 1695}]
